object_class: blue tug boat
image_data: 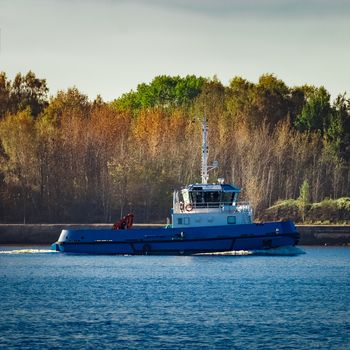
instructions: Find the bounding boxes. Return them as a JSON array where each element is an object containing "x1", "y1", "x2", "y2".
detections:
[{"x1": 51, "y1": 118, "x2": 299, "y2": 254}]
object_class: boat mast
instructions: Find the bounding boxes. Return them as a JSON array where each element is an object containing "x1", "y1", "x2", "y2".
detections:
[
  {"x1": 201, "y1": 117, "x2": 218, "y2": 184},
  {"x1": 201, "y1": 117, "x2": 209, "y2": 184}
]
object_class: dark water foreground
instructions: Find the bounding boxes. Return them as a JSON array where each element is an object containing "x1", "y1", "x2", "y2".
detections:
[
  {"x1": 1, "y1": 224, "x2": 350, "y2": 245},
  {"x1": 0, "y1": 246, "x2": 349, "y2": 349}
]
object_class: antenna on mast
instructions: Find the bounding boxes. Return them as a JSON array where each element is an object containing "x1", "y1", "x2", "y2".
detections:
[{"x1": 201, "y1": 117, "x2": 218, "y2": 184}]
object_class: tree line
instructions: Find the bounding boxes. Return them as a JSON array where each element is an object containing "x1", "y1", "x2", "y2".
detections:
[{"x1": 0, "y1": 71, "x2": 349, "y2": 223}]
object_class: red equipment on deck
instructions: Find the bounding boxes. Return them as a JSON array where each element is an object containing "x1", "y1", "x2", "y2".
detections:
[{"x1": 113, "y1": 213, "x2": 134, "y2": 230}]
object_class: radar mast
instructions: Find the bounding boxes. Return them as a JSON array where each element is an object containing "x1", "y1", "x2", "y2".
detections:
[{"x1": 201, "y1": 117, "x2": 218, "y2": 184}]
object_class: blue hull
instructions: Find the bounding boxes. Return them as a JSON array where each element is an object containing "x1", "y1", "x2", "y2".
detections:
[{"x1": 52, "y1": 221, "x2": 299, "y2": 255}]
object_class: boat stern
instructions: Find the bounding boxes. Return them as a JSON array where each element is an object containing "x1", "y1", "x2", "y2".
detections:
[
  {"x1": 51, "y1": 242, "x2": 61, "y2": 251},
  {"x1": 51, "y1": 229, "x2": 70, "y2": 252}
]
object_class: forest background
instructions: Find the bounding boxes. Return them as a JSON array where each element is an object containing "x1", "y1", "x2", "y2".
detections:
[{"x1": 0, "y1": 71, "x2": 349, "y2": 224}]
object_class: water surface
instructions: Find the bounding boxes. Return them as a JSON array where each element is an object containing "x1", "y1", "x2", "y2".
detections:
[{"x1": 0, "y1": 246, "x2": 349, "y2": 349}]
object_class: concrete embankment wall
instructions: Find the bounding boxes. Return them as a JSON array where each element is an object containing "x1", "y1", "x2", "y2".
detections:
[
  {"x1": 0, "y1": 224, "x2": 349, "y2": 245},
  {"x1": 297, "y1": 225, "x2": 350, "y2": 246},
  {"x1": 0, "y1": 224, "x2": 163, "y2": 244}
]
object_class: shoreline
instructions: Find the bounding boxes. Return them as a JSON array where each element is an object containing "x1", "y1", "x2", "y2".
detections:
[{"x1": 0, "y1": 223, "x2": 349, "y2": 246}]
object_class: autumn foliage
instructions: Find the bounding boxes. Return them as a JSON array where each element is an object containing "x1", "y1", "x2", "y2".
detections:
[{"x1": 0, "y1": 72, "x2": 349, "y2": 223}]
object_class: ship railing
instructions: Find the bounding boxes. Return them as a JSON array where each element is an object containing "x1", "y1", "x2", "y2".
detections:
[
  {"x1": 224, "y1": 202, "x2": 253, "y2": 214},
  {"x1": 173, "y1": 201, "x2": 252, "y2": 214},
  {"x1": 235, "y1": 202, "x2": 252, "y2": 212}
]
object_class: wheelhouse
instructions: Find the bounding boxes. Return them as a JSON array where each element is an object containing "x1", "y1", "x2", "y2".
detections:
[
  {"x1": 181, "y1": 184, "x2": 240, "y2": 209},
  {"x1": 172, "y1": 182, "x2": 252, "y2": 228}
]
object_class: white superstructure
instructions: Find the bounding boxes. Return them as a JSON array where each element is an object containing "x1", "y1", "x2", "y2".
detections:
[{"x1": 171, "y1": 117, "x2": 253, "y2": 228}]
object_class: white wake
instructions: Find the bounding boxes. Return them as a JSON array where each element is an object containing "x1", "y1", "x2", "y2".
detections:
[
  {"x1": 196, "y1": 246, "x2": 305, "y2": 256},
  {"x1": 0, "y1": 249, "x2": 56, "y2": 254}
]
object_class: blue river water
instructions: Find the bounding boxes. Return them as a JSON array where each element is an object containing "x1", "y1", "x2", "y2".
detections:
[{"x1": 0, "y1": 246, "x2": 349, "y2": 350}]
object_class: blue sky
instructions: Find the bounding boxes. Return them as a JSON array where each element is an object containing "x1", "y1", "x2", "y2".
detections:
[{"x1": 0, "y1": 0, "x2": 349, "y2": 101}]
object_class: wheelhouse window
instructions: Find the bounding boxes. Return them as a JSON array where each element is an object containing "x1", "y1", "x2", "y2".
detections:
[
  {"x1": 222, "y1": 192, "x2": 234, "y2": 205},
  {"x1": 189, "y1": 191, "x2": 222, "y2": 208},
  {"x1": 182, "y1": 191, "x2": 190, "y2": 203},
  {"x1": 204, "y1": 192, "x2": 220, "y2": 207}
]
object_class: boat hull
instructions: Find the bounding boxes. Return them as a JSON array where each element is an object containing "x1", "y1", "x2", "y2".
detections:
[{"x1": 52, "y1": 221, "x2": 299, "y2": 255}]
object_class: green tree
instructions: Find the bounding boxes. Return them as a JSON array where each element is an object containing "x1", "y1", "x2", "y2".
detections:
[
  {"x1": 42, "y1": 87, "x2": 90, "y2": 127},
  {"x1": 289, "y1": 87, "x2": 307, "y2": 125},
  {"x1": 227, "y1": 74, "x2": 293, "y2": 128},
  {"x1": 0, "y1": 72, "x2": 11, "y2": 118},
  {"x1": 0, "y1": 109, "x2": 39, "y2": 222},
  {"x1": 298, "y1": 179, "x2": 310, "y2": 222},
  {"x1": 294, "y1": 86, "x2": 332, "y2": 133},
  {"x1": 226, "y1": 76, "x2": 255, "y2": 125},
  {"x1": 328, "y1": 94, "x2": 350, "y2": 160},
  {"x1": 253, "y1": 74, "x2": 291, "y2": 126},
  {"x1": 9, "y1": 71, "x2": 49, "y2": 117},
  {"x1": 112, "y1": 75, "x2": 206, "y2": 111}
]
